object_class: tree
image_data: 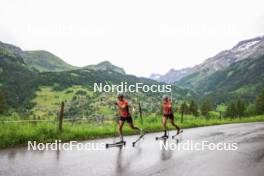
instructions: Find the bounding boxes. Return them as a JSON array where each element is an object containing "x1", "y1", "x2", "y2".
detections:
[
  {"x1": 245, "y1": 103, "x2": 256, "y2": 116},
  {"x1": 236, "y1": 99, "x2": 245, "y2": 119},
  {"x1": 256, "y1": 89, "x2": 264, "y2": 115},
  {"x1": 180, "y1": 102, "x2": 188, "y2": 123},
  {"x1": 216, "y1": 104, "x2": 227, "y2": 119},
  {"x1": 225, "y1": 101, "x2": 237, "y2": 118},
  {"x1": 201, "y1": 99, "x2": 211, "y2": 118},
  {"x1": 0, "y1": 90, "x2": 7, "y2": 114},
  {"x1": 189, "y1": 100, "x2": 199, "y2": 117}
]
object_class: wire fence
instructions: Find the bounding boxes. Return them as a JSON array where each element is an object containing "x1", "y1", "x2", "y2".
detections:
[
  {"x1": 0, "y1": 118, "x2": 91, "y2": 123},
  {"x1": 0, "y1": 101, "x2": 112, "y2": 132},
  {"x1": 0, "y1": 100, "x2": 160, "y2": 133}
]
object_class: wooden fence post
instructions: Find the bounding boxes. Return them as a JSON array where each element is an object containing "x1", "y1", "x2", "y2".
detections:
[
  {"x1": 58, "y1": 101, "x2": 64, "y2": 132},
  {"x1": 138, "y1": 102, "x2": 143, "y2": 125},
  {"x1": 181, "y1": 111, "x2": 184, "y2": 123}
]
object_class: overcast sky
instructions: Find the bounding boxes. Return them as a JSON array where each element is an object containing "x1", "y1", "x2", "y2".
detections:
[{"x1": 0, "y1": 0, "x2": 263, "y2": 77}]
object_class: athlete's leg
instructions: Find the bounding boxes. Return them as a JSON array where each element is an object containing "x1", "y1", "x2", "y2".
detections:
[
  {"x1": 162, "y1": 116, "x2": 167, "y2": 136},
  {"x1": 128, "y1": 122, "x2": 140, "y2": 131},
  {"x1": 127, "y1": 115, "x2": 141, "y2": 135},
  {"x1": 118, "y1": 120, "x2": 125, "y2": 141},
  {"x1": 170, "y1": 118, "x2": 180, "y2": 134},
  {"x1": 127, "y1": 115, "x2": 145, "y2": 136}
]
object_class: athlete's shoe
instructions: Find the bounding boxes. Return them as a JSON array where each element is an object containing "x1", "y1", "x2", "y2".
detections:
[
  {"x1": 160, "y1": 134, "x2": 168, "y2": 138},
  {"x1": 176, "y1": 129, "x2": 183, "y2": 135},
  {"x1": 120, "y1": 136, "x2": 124, "y2": 142}
]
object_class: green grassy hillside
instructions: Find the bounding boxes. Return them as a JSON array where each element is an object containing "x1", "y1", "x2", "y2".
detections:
[
  {"x1": 85, "y1": 61, "x2": 126, "y2": 74},
  {"x1": 22, "y1": 50, "x2": 77, "y2": 72},
  {"x1": 0, "y1": 47, "x2": 38, "y2": 109}
]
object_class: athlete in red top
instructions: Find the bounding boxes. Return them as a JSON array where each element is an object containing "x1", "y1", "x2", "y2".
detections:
[
  {"x1": 115, "y1": 92, "x2": 142, "y2": 141},
  {"x1": 117, "y1": 99, "x2": 130, "y2": 117},
  {"x1": 163, "y1": 100, "x2": 173, "y2": 115},
  {"x1": 162, "y1": 95, "x2": 181, "y2": 137}
]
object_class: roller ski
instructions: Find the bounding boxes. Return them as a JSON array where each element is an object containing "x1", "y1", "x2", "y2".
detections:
[
  {"x1": 172, "y1": 129, "x2": 183, "y2": 139},
  {"x1": 155, "y1": 133, "x2": 169, "y2": 141},
  {"x1": 105, "y1": 140, "x2": 126, "y2": 148}
]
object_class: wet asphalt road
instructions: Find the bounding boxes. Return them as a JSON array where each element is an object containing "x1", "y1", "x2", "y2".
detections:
[{"x1": 0, "y1": 122, "x2": 264, "y2": 176}]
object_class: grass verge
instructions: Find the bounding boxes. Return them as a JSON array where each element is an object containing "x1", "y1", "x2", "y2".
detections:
[{"x1": 1, "y1": 115, "x2": 264, "y2": 149}]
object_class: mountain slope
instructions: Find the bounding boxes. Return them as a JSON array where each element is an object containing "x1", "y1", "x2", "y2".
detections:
[
  {"x1": 84, "y1": 61, "x2": 126, "y2": 74},
  {"x1": 151, "y1": 36, "x2": 264, "y2": 84},
  {"x1": 32, "y1": 67, "x2": 197, "y2": 119},
  {"x1": 0, "y1": 41, "x2": 77, "y2": 72},
  {"x1": 0, "y1": 43, "x2": 38, "y2": 108},
  {"x1": 22, "y1": 50, "x2": 77, "y2": 72},
  {"x1": 178, "y1": 36, "x2": 264, "y2": 92},
  {"x1": 181, "y1": 55, "x2": 264, "y2": 103},
  {"x1": 152, "y1": 67, "x2": 194, "y2": 83},
  {"x1": 37, "y1": 66, "x2": 196, "y2": 101},
  {"x1": 149, "y1": 73, "x2": 162, "y2": 80},
  {"x1": 191, "y1": 36, "x2": 264, "y2": 77}
]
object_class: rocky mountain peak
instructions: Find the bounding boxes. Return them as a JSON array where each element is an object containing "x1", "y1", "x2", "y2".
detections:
[{"x1": 150, "y1": 35, "x2": 264, "y2": 83}]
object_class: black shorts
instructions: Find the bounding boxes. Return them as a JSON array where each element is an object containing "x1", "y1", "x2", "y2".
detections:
[
  {"x1": 163, "y1": 113, "x2": 174, "y2": 120},
  {"x1": 119, "y1": 115, "x2": 133, "y2": 123}
]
